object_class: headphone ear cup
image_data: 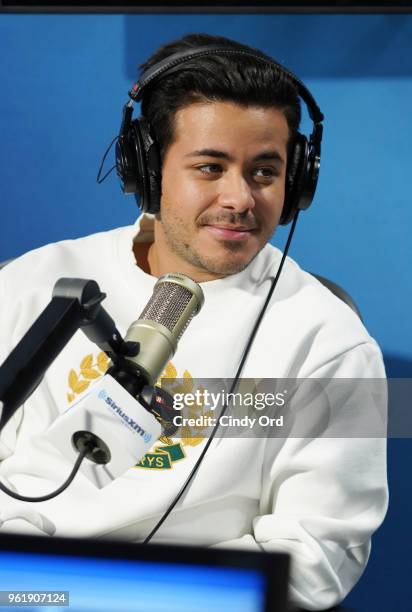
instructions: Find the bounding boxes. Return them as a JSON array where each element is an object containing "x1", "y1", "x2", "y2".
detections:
[
  {"x1": 115, "y1": 116, "x2": 148, "y2": 204},
  {"x1": 131, "y1": 117, "x2": 162, "y2": 215},
  {"x1": 281, "y1": 133, "x2": 309, "y2": 225},
  {"x1": 129, "y1": 118, "x2": 150, "y2": 213},
  {"x1": 115, "y1": 133, "x2": 139, "y2": 194}
]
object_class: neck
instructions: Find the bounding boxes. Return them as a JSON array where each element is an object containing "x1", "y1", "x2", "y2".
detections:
[{"x1": 146, "y1": 243, "x2": 224, "y2": 282}]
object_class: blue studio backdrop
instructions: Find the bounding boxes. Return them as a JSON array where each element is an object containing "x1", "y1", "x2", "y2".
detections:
[{"x1": 0, "y1": 12, "x2": 411, "y2": 611}]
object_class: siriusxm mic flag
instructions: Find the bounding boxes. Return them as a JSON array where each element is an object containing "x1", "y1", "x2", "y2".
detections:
[{"x1": 47, "y1": 375, "x2": 161, "y2": 488}]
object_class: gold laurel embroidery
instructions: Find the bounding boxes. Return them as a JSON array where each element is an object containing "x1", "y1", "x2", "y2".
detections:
[
  {"x1": 82, "y1": 368, "x2": 100, "y2": 380},
  {"x1": 68, "y1": 368, "x2": 90, "y2": 396},
  {"x1": 80, "y1": 354, "x2": 93, "y2": 370},
  {"x1": 188, "y1": 384, "x2": 206, "y2": 417},
  {"x1": 97, "y1": 351, "x2": 109, "y2": 374},
  {"x1": 161, "y1": 362, "x2": 177, "y2": 381},
  {"x1": 181, "y1": 426, "x2": 205, "y2": 447},
  {"x1": 172, "y1": 370, "x2": 194, "y2": 395},
  {"x1": 158, "y1": 365, "x2": 207, "y2": 448},
  {"x1": 67, "y1": 351, "x2": 109, "y2": 403}
]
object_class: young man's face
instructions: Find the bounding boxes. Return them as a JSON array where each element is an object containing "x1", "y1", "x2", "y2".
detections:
[{"x1": 151, "y1": 101, "x2": 289, "y2": 281}]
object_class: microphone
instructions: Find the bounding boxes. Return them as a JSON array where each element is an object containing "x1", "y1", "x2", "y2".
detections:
[
  {"x1": 119, "y1": 272, "x2": 205, "y2": 387},
  {"x1": 46, "y1": 273, "x2": 204, "y2": 489}
]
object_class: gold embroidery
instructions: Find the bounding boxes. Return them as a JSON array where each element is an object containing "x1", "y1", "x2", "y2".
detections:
[
  {"x1": 160, "y1": 370, "x2": 207, "y2": 448},
  {"x1": 67, "y1": 351, "x2": 109, "y2": 402}
]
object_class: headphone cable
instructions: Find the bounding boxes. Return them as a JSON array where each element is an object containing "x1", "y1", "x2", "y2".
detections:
[{"x1": 96, "y1": 135, "x2": 118, "y2": 184}]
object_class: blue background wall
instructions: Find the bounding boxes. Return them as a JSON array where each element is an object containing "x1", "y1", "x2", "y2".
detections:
[{"x1": 0, "y1": 12, "x2": 411, "y2": 610}]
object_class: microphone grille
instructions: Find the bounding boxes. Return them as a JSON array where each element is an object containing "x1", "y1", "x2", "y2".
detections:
[{"x1": 138, "y1": 281, "x2": 195, "y2": 337}]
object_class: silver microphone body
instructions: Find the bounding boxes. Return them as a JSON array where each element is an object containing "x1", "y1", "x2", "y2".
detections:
[{"x1": 123, "y1": 273, "x2": 204, "y2": 386}]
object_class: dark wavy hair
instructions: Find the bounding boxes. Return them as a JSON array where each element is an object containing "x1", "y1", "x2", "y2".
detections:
[{"x1": 138, "y1": 33, "x2": 302, "y2": 163}]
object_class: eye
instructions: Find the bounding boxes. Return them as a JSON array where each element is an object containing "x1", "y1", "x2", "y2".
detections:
[
  {"x1": 254, "y1": 167, "x2": 279, "y2": 179},
  {"x1": 196, "y1": 164, "x2": 222, "y2": 174}
]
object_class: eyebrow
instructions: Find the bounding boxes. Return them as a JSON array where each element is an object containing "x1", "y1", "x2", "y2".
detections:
[{"x1": 184, "y1": 148, "x2": 285, "y2": 165}]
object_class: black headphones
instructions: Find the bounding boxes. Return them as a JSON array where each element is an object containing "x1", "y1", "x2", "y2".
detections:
[{"x1": 115, "y1": 44, "x2": 324, "y2": 225}]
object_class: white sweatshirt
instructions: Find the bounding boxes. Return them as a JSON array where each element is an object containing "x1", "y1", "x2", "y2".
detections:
[{"x1": 0, "y1": 215, "x2": 388, "y2": 611}]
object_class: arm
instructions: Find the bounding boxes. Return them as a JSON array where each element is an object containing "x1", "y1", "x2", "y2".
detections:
[
  {"x1": 0, "y1": 267, "x2": 56, "y2": 536},
  {"x1": 215, "y1": 342, "x2": 388, "y2": 611}
]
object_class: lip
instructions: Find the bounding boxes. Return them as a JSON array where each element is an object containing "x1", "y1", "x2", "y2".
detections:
[{"x1": 204, "y1": 224, "x2": 256, "y2": 241}]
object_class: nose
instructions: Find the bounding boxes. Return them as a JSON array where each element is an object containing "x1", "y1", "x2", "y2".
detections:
[{"x1": 216, "y1": 170, "x2": 256, "y2": 214}]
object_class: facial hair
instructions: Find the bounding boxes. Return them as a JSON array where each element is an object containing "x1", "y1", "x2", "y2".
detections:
[{"x1": 158, "y1": 205, "x2": 272, "y2": 276}]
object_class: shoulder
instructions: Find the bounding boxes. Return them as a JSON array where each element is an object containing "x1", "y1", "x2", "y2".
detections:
[
  {"x1": 251, "y1": 244, "x2": 384, "y2": 377},
  {"x1": 257, "y1": 243, "x2": 363, "y2": 323},
  {"x1": 0, "y1": 225, "x2": 133, "y2": 292},
  {"x1": 0, "y1": 227, "x2": 130, "y2": 284},
  {"x1": 0, "y1": 225, "x2": 134, "y2": 352}
]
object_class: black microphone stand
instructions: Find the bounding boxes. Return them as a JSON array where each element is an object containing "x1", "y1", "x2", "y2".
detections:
[{"x1": 0, "y1": 278, "x2": 139, "y2": 433}]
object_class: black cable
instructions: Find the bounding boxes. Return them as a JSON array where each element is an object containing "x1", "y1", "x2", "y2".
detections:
[
  {"x1": 230, "y1": 212, "x2": 300, "y2": 381},
  {"x1": 143, "y1": 212, "x2": 300, "y2": 544},
  {"x1": 96, "y1": 135, "x2": 118, "y2": 184},
  {"x1": 0, "y1": 447, "x2": 88, "y2": 503},
  {"x1": 97, "y1": 165, "x2": 116, "y2": 184}
]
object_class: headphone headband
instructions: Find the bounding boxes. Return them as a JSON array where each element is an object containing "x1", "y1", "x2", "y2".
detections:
[{"x1": 129, "y1": 45, "x2": 324, "y2": 125}]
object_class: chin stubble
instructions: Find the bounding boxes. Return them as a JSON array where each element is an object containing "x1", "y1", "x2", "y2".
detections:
[{"x1": 160, "y1": 212, "x2": 268, "y2": 276}]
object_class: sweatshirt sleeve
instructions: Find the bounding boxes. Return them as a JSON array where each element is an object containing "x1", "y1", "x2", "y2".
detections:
[
  {"x1": 214, "y1": 341, "x2": 388, "y2": 611},
  {"x1": 0, "y1": 266, "x2": 57, "y2": 536}
]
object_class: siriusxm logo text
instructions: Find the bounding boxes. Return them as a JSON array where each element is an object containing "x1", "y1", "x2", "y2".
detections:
[{"x1": 98, "y1": 389, "x2": 152, "y2": 443}]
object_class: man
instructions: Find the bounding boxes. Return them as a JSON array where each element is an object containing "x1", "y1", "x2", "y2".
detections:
[{"x1": 0, "y1": 33, "x2": 387, "y2": 610}]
